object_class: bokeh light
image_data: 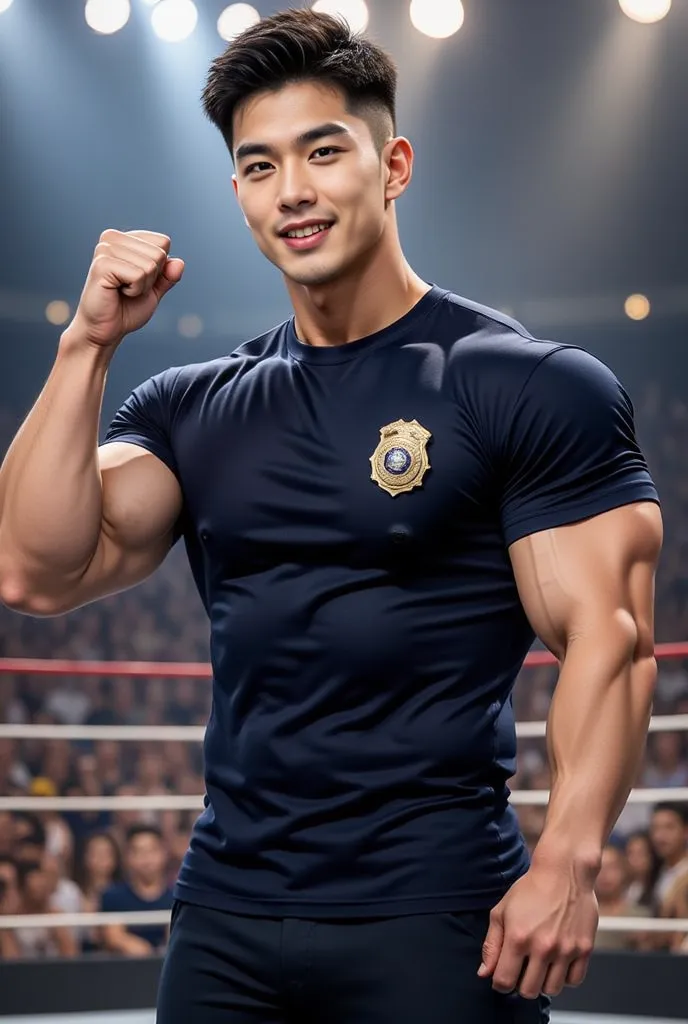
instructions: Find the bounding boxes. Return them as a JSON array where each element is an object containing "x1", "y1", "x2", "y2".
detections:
[
  {"x1": 410, "y1": 0, "x2": 464, "y2": 39},
  {"x1": 311, "y1": 0, "x2": 369, "y2": 35},
  {"x1": 217, "y1": 4, "x2": 261, "y2": 43},
  {"x1": 178, "y1": 315, "x2": 204, "y2": 338},
  {"x1": 150, "y1": 0, "x2": 198, "y2": 42},
  {"x1": 624, "y1": 294, "x2": 651, "y2": 320},
  {"x1": 618, "y1": 0, "x2": 672, "y2": 24},
  {"x1": 45, "y1": 301, "x2": 71, "y2": 326},
  {"x1": 84, "y1": 0, "x2": 131, "y2": 36}
]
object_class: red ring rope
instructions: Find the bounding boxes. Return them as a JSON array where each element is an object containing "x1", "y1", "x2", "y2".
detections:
[{"x1": 0, "y1": 642, "x2": 686, "y2": 677}]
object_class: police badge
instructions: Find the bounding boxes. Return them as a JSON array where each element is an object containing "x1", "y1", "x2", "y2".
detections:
[{"x1": 369, "y1": 419, "x2": 432, "y2": 497}]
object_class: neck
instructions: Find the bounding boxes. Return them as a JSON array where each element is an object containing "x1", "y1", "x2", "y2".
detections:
[
  {"x1": 664, "y1": 850, "x2": 687, "y2": 869},
  {"x1": 130, "y1": 876, "x2": 165, "y2": 899},
  {"x1": 286, "y1": 222, "x2": 430, "y2": 347}
]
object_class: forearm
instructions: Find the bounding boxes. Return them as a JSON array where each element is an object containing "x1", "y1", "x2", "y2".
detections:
[
  {"x1": 103, "y1": 926, "x2": 153, "y2": 956},
  {"x1": 533, "y1": 624, "x2": 656, "y2": 873},
  {"x1": 0, "y1": 330, "x2": 111, "y2": 599}
]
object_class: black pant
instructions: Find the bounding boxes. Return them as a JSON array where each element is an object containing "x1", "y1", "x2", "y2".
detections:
[{"x1": 156, "y1": 900, "x2": 550, "y2": 1023}]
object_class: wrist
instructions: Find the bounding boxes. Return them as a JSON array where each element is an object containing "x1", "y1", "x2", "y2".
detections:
[
  {"x1": 58, "y1": 324, "x2": 119, "y2": 367},
  {"x1": 530, "y1": 834, "x2": 603, "y2": 885}
]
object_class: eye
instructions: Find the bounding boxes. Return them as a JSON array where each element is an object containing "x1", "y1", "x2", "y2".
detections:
[
  {"x1": 311, "y1": 146, "x2": 342, "y2": 159},
  {"x1": 245, "y1": 161, "x2": 273, "y2": 176}
]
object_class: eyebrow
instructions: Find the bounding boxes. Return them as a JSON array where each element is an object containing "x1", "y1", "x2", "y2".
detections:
[{"x1": 235, "y1": 123, "x2": 351, "y2": 164}]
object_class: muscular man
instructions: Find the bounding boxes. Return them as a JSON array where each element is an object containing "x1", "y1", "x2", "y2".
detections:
[{"x1": 0, "y1": 9, "x2": 662, "y2": 1024}]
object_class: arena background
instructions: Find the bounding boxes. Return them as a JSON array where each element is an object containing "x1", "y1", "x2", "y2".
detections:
[{"x1": 1, "y1": 0, "x2": 687, "y2": 1021}]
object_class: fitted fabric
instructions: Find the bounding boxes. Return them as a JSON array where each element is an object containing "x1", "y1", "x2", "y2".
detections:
[{"x1": 105, "y1": 286, "x2": 658, "y2": 919}]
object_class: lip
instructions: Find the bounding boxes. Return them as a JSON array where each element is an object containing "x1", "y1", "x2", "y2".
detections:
[{"x1": 281, "y1": 224, "x2": 334, "y2": 252}]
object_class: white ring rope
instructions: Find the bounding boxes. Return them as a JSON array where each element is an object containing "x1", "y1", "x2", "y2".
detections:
[
  {"x1": 1, "y1": 788, "x2": 687, "y2": 813},
  {"x1": 0, "y1": 910, "x2": 685, "y2": 933},
  {"x1": 0, "y1": 714, "x2": 686, "y2": 743}
]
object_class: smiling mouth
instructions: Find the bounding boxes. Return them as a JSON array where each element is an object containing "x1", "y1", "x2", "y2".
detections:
[{"x1": 280, "y1": 223, "x2": 334, "y2": 251}]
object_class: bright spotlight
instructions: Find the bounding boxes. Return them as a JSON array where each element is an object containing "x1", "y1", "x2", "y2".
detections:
[
  {"x1": 0, "y1": 0, "x2": 15, "y2": 14},
  {"x1": 85, "y1": 0, "x2": 131, "y2": 35},
  {"x1": 45, "y1": 301, "x2": 71, "y2": 327},
  {"x1": 151, "y1": 0, "x2": 198, "y2": 42},
  {"x1": 410, "y1": 0, "x2": 464, "y2": 38},
  {"x1": 311, "y1": 0, "x2": 369, "y2": 35},
  {"x1": 218, "y1": 4, "x2": 261, "y2": 42},
  {"x1": 618, "y1": 0, "x2": 672, "y2": 23},
  {"x1": 625, "y1": 294, "x2": 651, "y2": 320}
]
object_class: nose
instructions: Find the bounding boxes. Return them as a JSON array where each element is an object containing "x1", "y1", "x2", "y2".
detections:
[{"x1": 277, "y1": 158, "x2": 317, "y2": 212}]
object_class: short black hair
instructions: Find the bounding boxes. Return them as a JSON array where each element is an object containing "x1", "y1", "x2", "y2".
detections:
[
  {"x1": 125, "y1": 824, "x2": 163, "y2": 846},
  {"x1": 652, "y1": 802, "x2": 688, "y2": 825},
  {"x1": 16, "y1": 860, "x2": 43, "y2": 891},
  {"x1": 202, "y1": 7, "x2": 398, "y2": 157}
]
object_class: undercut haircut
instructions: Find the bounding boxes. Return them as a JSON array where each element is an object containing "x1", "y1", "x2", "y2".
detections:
[{"x1": 202, "y1": 7, "x2": 398, "y2": 158}]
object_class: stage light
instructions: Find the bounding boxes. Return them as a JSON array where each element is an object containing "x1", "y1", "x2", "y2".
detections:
[
  {"x1": 625, "y1": 294, "x2": 651, "y2": 320},
  {"x1": 0, "y1": 0, "x2": 15, "y2": 14},
  {"x1": 218, "y1": 4, "x2": 260, "y2": 42},
  {"x1": 150, "y1": 0, "x2": 198, "y2": 42},
  {"x1": 178, "y1": 315, "x2": 204, "y2": 338},
  {"x1": 410, "y1": 0, "x2": 464, "y2": 38},
  {"x1": 618, "y1": 0, "x2": 672, "y2": 23},
  {"x1": 311, "y1": 0, "x2": 369, "y2": 35},
  {"x1": 45, "y1": 301, "x2": 71, "y2": 327},
  {"x1": 84, "y1": 0, "x2": 131, "y2": 35}
]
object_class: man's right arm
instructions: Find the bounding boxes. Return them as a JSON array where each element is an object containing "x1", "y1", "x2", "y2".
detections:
[{"x1": 0, "y1": 228, "x2": 185, "y2": 616}]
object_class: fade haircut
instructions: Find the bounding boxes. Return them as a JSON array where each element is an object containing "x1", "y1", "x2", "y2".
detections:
[{"x1": 202, "y1": 7, "x2": 398, "y2": 159}]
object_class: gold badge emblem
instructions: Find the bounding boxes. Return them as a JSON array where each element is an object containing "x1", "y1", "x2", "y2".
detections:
[{"x1": 369, "y1": 419, "x2": 432, "y2": 497}]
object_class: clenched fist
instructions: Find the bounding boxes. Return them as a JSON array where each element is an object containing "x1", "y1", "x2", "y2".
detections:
[{"x1": 66, "y1": 229, "x2": 185, "y2": 349}]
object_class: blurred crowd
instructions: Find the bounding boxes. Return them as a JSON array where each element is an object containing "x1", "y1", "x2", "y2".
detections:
[{"x1": 0, "y1": 378, "x2": 687, "y2": 959}]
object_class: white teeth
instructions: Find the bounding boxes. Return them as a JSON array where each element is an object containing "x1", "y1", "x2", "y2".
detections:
[{"x1": 286, "y1": 223, "x2": 330, "y2": 239}]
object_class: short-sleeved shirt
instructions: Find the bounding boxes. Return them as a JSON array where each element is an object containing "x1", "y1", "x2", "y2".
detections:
[
  {"x1": 104, "y1": 286, "x2": 658, "y2": 919},
  {"x1": 100, "y1": 880, "x2": 173, "y2": 947}
]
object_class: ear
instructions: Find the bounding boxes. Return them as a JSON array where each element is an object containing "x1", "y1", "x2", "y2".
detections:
[
  {"x1": 232, "y1": 175, "x2": 251, "y2": 229},
  {"x1": 383, "y1": 137, "x2": 414, "y2": 202}
]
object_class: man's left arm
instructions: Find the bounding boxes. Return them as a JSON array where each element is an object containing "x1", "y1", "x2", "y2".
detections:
[{"x1": 480, "y1": 499, "x2": 663, "y2": 1000}]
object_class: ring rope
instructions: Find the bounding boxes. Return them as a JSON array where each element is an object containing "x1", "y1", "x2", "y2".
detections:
[
  {"x1": 0, "y1": 641, "x2": 686, "y2": 678},
  {"x1": 0, "y1": 911, "x2": 685, "y2": 933},
  {"x1": 1, "y1": 787, "x2": 687, "y2": 813},
  {"x1": 1, "y1": 715, "x2": 687, "y2": 743}
]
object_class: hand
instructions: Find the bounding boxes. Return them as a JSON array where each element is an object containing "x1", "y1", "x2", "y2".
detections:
[
  {"x1": 65, "y1": 229, "x2": 185, "y2": 349},
  {"x1": 479, "y1": 859, "x2": 598, "y2": 1000}
]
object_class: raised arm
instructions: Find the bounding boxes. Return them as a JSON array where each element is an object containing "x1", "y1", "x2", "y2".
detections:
[
  {"x1": 0, "y1": 229, "x2": 185, "y2": 616},
  {"x1": 480, "y1": 500, "x2": 662, "y2": 1000}
]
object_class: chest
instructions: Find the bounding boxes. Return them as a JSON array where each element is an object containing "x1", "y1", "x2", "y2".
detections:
[{"x1": 175, "y1": 357, "x2": 496, "y2": 567}]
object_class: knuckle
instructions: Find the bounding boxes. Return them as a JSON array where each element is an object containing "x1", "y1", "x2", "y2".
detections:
[
  {"x1": 534, "y1": 938, "x2": 557, "y2": 958},
  {"x1": 577, "y1": 939, "x2": 594, "y2": 958},
  {"x1": 510, "y1": 931, "x2": 529, "y2": 950}
]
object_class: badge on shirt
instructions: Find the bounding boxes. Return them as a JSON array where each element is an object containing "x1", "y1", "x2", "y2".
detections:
[{"x1": 369, "y1": 419, "x2": 432, "y2": 497}]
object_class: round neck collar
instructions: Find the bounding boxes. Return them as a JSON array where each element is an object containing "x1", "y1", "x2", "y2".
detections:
[{"x1": 286, "y1": 285, "x2": 446, "y2": 365}]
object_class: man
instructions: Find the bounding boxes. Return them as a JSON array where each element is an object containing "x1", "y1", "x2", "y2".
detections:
[
  {"x1": 0, "y1": 8, "x2": 662, "y2": 1023},
  {"x1": 650, "y1": 803, "x2": 688, "y2": 909},
  {"x1": 592, "y1": 844, "x2": 650, "y2": 951},
  {"x1": 101, "y1": 825, "x2": 174, "y2": 956}
]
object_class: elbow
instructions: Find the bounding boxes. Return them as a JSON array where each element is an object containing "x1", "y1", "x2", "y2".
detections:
[{"x1": 0, "y1": 573, "x2": 67, "y2": 617}]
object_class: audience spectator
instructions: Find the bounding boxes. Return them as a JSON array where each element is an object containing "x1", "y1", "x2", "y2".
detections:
[
  {"x1": 649, "y1": 803, "x2": 688, "y2": 910},
  {"x1": 100, "y1": 825, "x2": 174, "y2": 957},
  {"x1": 624, "y1": 831, "x2": 660, "y2": 909},
  {"x1": 593, "y1": 844, "x2": 651, "y2": 951},
  {"x1": 12, "y1": 861, "x2": 77, "y2": 959}
]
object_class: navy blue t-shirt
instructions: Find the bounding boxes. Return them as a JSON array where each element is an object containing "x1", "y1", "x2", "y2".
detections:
[
  {"x1": 104, "y1": 286, "x2": 658, "y2": 918},
  {"x1": 100, "y1": 881, "x2": 173, "y2": 946}
]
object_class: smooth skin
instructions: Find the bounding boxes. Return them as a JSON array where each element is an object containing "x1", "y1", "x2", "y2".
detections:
[{"x1": 0, "y1": 79, "x2": 663, "y2": 1000}]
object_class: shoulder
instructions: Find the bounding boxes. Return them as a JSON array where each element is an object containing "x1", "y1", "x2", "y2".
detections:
[
  {"x1": 100, "y1": 881, "x2": 132, "y2": 908},
  {"x1": 436, "y1": 289, "x2": 624, "y2": 407},
  {"x1": 142, "y1": 320, "x2": 290, "y2": 405}
]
